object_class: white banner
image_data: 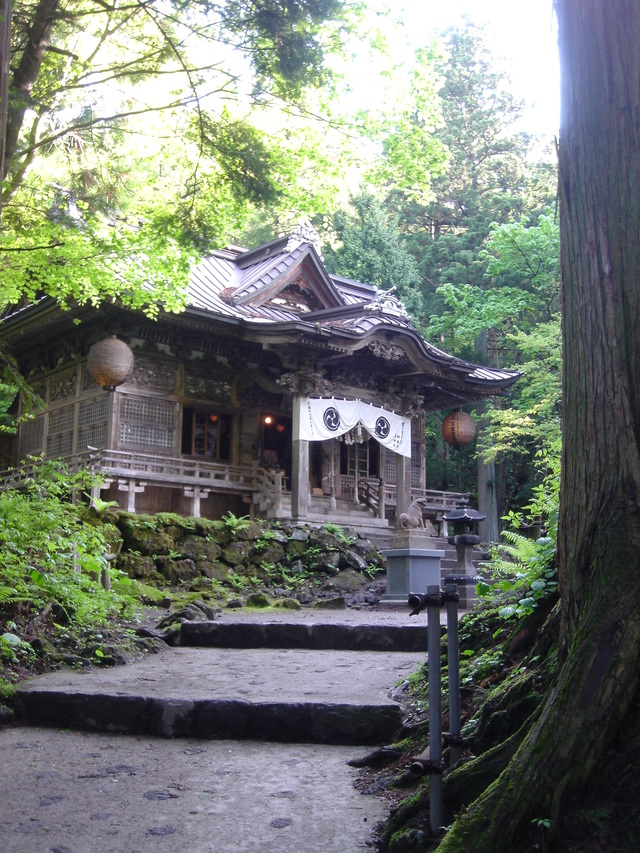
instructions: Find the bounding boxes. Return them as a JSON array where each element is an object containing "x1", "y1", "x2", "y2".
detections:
[{"x1": 295, "y1": 397, "x2": 411, "y2": 458}]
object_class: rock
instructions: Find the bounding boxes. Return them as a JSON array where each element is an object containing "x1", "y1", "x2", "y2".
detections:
[
  {"x1": 313, "y1": 596, "x2": 346, "y2": 610},
  {"x1": 314, "y1": 551, "x2": 341, "y2": 574},
  {"x1": 223, "y1": 541, "x2": 254, "y2": 566},
  {"x1": 193, "y1": 518, "x2": 228, "y2": 541},
  {"x1": 308, "y1": 529, "x2": 342, "y2": 550},
  {"x1": 235, "y1": 521, "x2": 266, "y2": 541},
  {"x1": 290, "y1": 527, "x2": 310, "y2": 542},
  {"x1": 118, "y1": 519, "x2": 176, "y2": 557},
  {"x1": 225, "y1": 597, "x2": 246, "y2": 609},
  {"x1": 286, "y1": 539, "x2": 307, "y2": 558},
  {"x1": 198, "y1": 560, "x2": 230, "y2": 581},
  {"x1": 178, "y1": 536, "x2": 222, "y2": 562},
  {"x1": 273, "y1": 598, "x2": 302, "y2": 610},
  {"x1": 250, "y1": 542, "x2": 285, "y2": 566},
  {"x1": 246, "y1": 592, "x2": 272, "y2": 608},
  {"x1": 339, "y1": 549, "x2": 369, "y2": 572},
  {"x1": 156, "y1": 558, "x2": 199, "y2": 584},
  {"x1": 326, "y1": 569, "x2": 366, "y2": 594},
  {"x1": 190, "y1": 600, "x2": 221, "y2": 620},
  {"x1": 120, "y1": 553, "x2": 157, "y2": 579}
]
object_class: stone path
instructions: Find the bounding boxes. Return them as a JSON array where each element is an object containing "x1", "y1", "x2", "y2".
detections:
[{"x1": 1, "y1": 606, "x2": 429, "y2": 852}]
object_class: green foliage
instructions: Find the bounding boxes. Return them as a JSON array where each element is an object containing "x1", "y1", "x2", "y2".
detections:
[
  {"x1": 460, "y1": 648, "x2": 505, "y2": 686},
  {"x1": 322, "y1": 523, "x2": 354, "y2": 545},
  {"x1": 324, "y1": 189, "x2": 425, "y2": 318},
  {"x1": 221, "y1": 512, "x2": 252, "y2": 532},
  {"x1": 389, "y1": 22, "x2": 546, "y2": 319},
  {"x1": 0, "y1": 464, "x2": 139, "y2": 634},
  {"x1": 1, "y1": 0, "x2": 357, "y2": 312},
  {"x1": 361, "y1": 45, "x2": 448, "y2": 204},
  {"x1": 0, "y1": 631, "x2": 34, "y2": 664},
  {"x1": 478, "y1": 522, "x2": 558, "y2": 621}
]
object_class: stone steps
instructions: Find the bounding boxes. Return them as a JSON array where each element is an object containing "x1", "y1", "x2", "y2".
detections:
[{"x1": 14, "y1": 619, "x2": 425, "y2": 747}]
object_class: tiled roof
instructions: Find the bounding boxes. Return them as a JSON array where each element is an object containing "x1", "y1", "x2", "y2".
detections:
[{"x1": 186, "y1": 235, "x2": 520, "y2": 390}]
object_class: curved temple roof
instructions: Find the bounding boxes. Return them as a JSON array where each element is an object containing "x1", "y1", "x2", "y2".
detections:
[{"x1": 187, "y1": 232, "x2": 520, "y2": 400}]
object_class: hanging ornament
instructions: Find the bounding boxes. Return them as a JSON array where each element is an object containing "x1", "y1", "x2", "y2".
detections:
[
  {"x1": 87, "y1": 336, "x2": 134, "y2": 391},
  {"x1": 442, "y1": 410, "x2": 476, "y2": 449}
]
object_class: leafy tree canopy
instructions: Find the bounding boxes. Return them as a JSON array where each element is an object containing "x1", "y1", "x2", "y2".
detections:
[{"x1": 0, "y1": 0, "x2": 359, "y2": 315}]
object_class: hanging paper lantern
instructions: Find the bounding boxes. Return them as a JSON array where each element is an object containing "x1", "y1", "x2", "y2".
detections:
[
  {"x1": 87, "y1": 336, "x2": 134, "y2": 390},
  {"x1": 442, "y1": 410, "x2": 476, "y2": 449}
]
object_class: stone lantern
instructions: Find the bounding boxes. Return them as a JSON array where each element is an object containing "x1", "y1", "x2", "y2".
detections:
[
  {"x1": 443, "y1": 501, "x2": 486, "y2": 608},
  {"x1": 87, "y1": 336, "x2": 134, "y2": 391}
]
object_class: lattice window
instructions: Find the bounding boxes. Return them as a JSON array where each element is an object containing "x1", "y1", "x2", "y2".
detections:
[
  {"x1": 382, "y1": 443, "x2": 422, "y2": 487},
  {"x1": 120, "y1": 423, "x2": 174, "y2": 449},
  {"x1": 47, "y1": 432, "x2": 74, "y2": 457},
  {"x1": 79, "y1": 396, "x2": 109, "y2": 427},
  {"x1": 119, "y1": 396, "x2": 175, "y2": 450},
  {"x1": 121, "y1": 397, "x2": 175, "y2": 427},
  {"x1": 78, "y1": 397, "x2": 109, "y2": 450},
  {"x1": 411, "y1": 443, "x2": 422, "y2": 487},
  {"x1": 49, "y1": 406, "x2": 75, "y2": 433},
  {"x1": 18, "y1": 417, "x2": 45, "y2": 456},
  {"x1": 47, "y1": 404, "x2": 75, "y2": 459}
]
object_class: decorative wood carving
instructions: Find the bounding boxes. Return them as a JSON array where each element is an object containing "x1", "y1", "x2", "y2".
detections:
[
  {"x1": 129, "y1": 357, "x2": 177, "y2": 391},
  {"x1": 278, "y1": 370, "x2": 333, "y2": 397},
  {"x1": 50, "y1": 368, "x2": 77, "y2": 402},
  {"x1": 368, "y1": 340, "x2": 407, "y2": 363}
]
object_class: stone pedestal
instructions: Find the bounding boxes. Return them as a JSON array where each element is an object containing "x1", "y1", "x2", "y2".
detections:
[{"x1": 382, "y1": 531, "x2": 444, "y2": 603}]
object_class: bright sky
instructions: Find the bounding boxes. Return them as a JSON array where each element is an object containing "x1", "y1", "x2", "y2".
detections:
[{"x1": 372, "y1": 0, "x2": 560, "y2": 137}]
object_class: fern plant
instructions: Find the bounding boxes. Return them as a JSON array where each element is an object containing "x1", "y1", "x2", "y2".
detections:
[{"x1": 478, "y1": 513, "x2": 558, "y2": 620}]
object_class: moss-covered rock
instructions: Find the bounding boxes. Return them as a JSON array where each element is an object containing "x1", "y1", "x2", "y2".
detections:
[
  {"x1": 235, "y1": 520, "x2": 266, "y2": 541},
  {"x1": 223, "y1": 541, "x2": 255, "y2": 566},
  {"x1": 120, "y1": 553, "x2": 157, "y2": 579},
  {"x1": 273, "y1": 597, "x2": 302, "y2": 610},
  {"x1": 246, "y1": 592, "x2": 272, "y2": 608},
  {"x1": 250, "y1": 541, "x2": 286, "y2": 566},
  {"x1": 313, "y1": 596, "x2": 346, "y2": 610},
  {"x1": 156, "y1": 557, "x2": 199, "y2": 584},
  {"x1": 178, "y1": 535, "x2": 222, "y2": 563},
  {"x1": 117, "y1": 517, "x2": 177, "y2": 556}
]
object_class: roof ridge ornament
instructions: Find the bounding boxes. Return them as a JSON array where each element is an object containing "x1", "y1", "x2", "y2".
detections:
[
  {"x1": 365, "y1": 285, "x2": 411, "y2": 321},
  {"x1": 286, "y1": 219, "x2": 324, "y2": 260}
]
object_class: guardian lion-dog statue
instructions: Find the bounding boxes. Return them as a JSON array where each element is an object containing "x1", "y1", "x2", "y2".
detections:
[{"x1": 399, "y1": 497, "x2": 428, "y2": 529}]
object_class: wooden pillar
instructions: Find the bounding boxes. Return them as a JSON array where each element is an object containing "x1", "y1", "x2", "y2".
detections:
[
  {"x1": 185, "y1": 486, "x2": 208, "y2": 518},
  {"x1": 118, "y1": 478, "x2": 144, "y2": 513},
  {"x1": 396, "y1": 452, "x2": 412, "y2": 517},
  {"x1": 291, "y1": 397, "x2": 309, "y2": 520}
]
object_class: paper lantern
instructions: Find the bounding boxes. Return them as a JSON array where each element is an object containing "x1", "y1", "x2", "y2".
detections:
[
  {"x1": 87, "y1": 336, "x2": 134, "y2": 390},
  {"x1": 442, "y1": 410, "x2": 476, "y2": 449}
]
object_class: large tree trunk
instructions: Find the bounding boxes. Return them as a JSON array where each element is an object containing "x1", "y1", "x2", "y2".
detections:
[{"x1": 436, "y1": 2, "x2": 640, "y2": 849}]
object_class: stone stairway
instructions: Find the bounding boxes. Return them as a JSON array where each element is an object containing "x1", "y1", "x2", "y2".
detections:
[
  {"x1": 13, "y1": 612, "x2": 426, "y2": 747},
  {"x1": 5, "y1": 609, "x2": 431, "y2": 852}
]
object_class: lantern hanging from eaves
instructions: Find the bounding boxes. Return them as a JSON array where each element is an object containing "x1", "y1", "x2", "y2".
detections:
[
  {"x1": 442, "y1": 410, "x2": 476, "y2": 449},
  {"x1": 87, "y1": 336, "x2": 134, "y2": 391}
]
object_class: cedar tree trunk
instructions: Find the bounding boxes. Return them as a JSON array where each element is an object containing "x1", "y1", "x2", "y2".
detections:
[{"x1": 436, "y1": 2, "x2": 640, "y2": 848}]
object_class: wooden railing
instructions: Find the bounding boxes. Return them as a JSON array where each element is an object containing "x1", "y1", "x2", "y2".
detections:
[
  {"x1": 88, "y1": 449, "x2": 257, "y2": 492},
  {"x1": 385, "y1": 484, "x2": 470, "y2": 514},
  {"x1": 0, "y1": 449, "x2": 259, "y2": 494},
  {"x1": 1, "y1": 451, "x2": 469, "y2": 520},
  {"x1": 357, "y1": 478, "x2": 385, "y2": 519}
]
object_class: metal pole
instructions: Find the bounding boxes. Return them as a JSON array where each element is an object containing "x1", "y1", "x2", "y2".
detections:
[
  {"x1": 445, "y1": 583, "x2": 462, "y2": 767},
  {"x1": 427, "y1": 584, "x2": 443, "y2": 833}
]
